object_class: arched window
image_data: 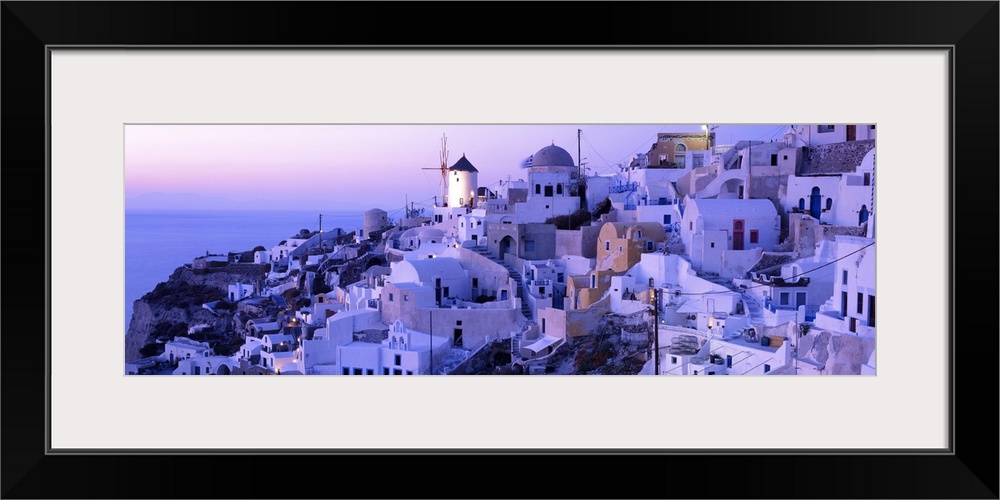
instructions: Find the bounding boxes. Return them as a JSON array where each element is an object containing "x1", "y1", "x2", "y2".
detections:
[
  {"x1": 674, "y1": 144, "x2": 687, "y2": 169},
  {"x1": 859, "y1": 204, "x2": 869, "y2": 225},
  {"x1": 798, "y1": 198, "x2": 805, "y2": 211},
  {"x1": 825, "y1": 198, "x2": 833, "y2": 210}
]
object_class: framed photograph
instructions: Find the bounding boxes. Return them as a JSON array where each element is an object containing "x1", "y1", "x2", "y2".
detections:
[{"x1": 4, "y1": 2, "x2": 996, "y2": 498}]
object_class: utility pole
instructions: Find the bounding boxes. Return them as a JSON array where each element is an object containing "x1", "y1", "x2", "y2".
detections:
[
  {"x1": 577, "y1": 128, "x2": 582, "y2": 181},
  {"x1": 429, "y1": 310, "x2": 433, "y2": 376},
  {"x1": 318, "y1": 213, "x2": 323, "y2": 253},
  {"x1": 654, "y1": 288, "x2": 660, "y2": 375},
  {"x1": 650, "y1": 278, "x2": 660, "y2": 375}
]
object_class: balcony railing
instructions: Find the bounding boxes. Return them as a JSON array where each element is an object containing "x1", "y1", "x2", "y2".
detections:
[{"x1": 609, "y1": 182, "x2": 638, "y2": 194}]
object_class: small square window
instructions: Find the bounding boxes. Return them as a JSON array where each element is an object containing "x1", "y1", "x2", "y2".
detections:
[
  {"x1": 353, "y1": 368, "x2": 363, "y2": 375},
  {"x1": 389, "y1": 293, "x2": 394, "y2": 302},
  {"x1": 842, "y1": 270, "x2": 848, "y2": 285},
  {"x1": 780, "y1": 292, "x2": 789, "y2": 305},
  {"x1": 383, "y1": 367, "x2": 390, "y2": 375},
  {"x1": 393, "y1": 369, "x2": 402, "y2": 375},
  {"x1": 456, "y1": 320, "x2": 462, "y2": 326},
  {"x1": 343, "y1": 367, "x2": 350, "y2": 375},
  {"x1": 710, "y1": 242, "x2": 715, "y2": 248},
  {"x1": 817, "y1": 125, "x2": 835, "y2": 133},
  {"x1": 366, "y1": 369, "x2": 374, "y2": 375},
  {"x1": 394, "y1": 354, "x2": 402, "y2": 366},
  {"x1": 404, "y1": 295, "x2": 409, "y2": 301},
  {"x1": 406, "y1": 370, "x2": 413, "y2": 375},
  {"x1": 764, "y1": 364, "x2": 771, "y2": 373}
]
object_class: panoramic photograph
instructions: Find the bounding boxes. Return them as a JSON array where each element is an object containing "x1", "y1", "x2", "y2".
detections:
[{"x1": 124, "y1": 124, "x2": 876, "y2": 376}]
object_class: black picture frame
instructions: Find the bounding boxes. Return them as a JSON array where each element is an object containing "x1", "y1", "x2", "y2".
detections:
[{"x1": 3, "y1": 2, "x2": 997, "y2": 498}]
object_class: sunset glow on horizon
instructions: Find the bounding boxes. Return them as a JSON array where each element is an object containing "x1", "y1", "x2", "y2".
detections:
[{"x1": 125, "y1": 123, "x2": 789, "y2": 213}]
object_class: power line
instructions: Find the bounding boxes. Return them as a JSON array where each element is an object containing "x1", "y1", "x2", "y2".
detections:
[
  {"x1": 672, "y1": 241, "x2": 875, "y2": 296},
  {"x1": 581, "y1": 131, "x2": 617, "y2": 170}
]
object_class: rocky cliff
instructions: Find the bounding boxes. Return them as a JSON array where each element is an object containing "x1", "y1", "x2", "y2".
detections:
[{"x1": 125, "y1": 264, "x2": 269, "y2": 362}]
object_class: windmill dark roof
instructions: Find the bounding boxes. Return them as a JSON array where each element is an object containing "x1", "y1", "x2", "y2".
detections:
[{"x1": 449, "y1": 154, "x2": 478, "y2": 172}]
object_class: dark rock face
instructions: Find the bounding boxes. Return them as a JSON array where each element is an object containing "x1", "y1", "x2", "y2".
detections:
[{"x1": 125, "y1": 265, "x2": 268, "y2": 362}]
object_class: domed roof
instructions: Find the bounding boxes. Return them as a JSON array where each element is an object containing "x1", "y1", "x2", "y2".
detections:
[
  {"x1": 449, "y1": 154, "x2": 478, "y2": 172},
  {"x1": 531, "y1": 144, "x2": 575, "y2": 168},
  {"x1": 365, "y1": 208, "x2": 387, "y2": 215}
]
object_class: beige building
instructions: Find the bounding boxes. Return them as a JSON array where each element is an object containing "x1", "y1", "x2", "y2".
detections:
[
  {"x1": 646, "y1": 132, "x2": 714, "y2": 168},
  {"x1": 595, "y1": 222, "x2": 667, "y2": 273},
  {"x1": 565, "y1": 269, "x2": 614, "y2": 311}
]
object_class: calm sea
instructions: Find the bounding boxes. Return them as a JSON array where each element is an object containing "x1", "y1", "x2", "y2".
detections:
[{"x1": 124, "y1": 210, "x2": 365, "y2": 332}]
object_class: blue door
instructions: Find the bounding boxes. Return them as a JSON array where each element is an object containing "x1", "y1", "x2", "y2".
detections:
[{"x1": 810, "y1": 187, "x2": 822, "y2": 219}]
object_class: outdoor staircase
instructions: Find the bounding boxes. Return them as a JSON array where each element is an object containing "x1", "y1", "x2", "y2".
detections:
[
  {"x1": 741, "y1": 291, "x2": 765, "y2": 327},
  {"x1": 511, "y1": 331, "x2": 522, "y2": 362},
  {"x1": 472, "y1": 246, "x2": 533, "y2": 321}
]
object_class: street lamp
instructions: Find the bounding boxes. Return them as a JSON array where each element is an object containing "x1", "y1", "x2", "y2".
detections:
[{"x1": 701, "y1": 125, "x2": 718, "y2": 152}]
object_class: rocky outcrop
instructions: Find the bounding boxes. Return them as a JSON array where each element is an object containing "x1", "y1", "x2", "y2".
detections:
[
  {"x1": 798, "y1": 329, "x2": 876, "y2": 375},
  {"x1": 125, "y1": 300, "x2": 229, "y2": 362},
  {"x1": 125, "y1": 264, "x2": 269, "y2": 362}
]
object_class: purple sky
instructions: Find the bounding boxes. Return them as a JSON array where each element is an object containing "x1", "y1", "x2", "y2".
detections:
[{"x1": 125, "y1": 124, "x2": 790, "y2": 213}]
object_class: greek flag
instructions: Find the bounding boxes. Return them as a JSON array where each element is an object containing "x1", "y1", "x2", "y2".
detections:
[{"x1": 520, "y1": 155, "x2": 533, "y2": 168}]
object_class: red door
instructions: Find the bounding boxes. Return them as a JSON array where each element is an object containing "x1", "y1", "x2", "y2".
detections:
[
  {"x1": 732, "y1": 219, "x2": 745, "y2": 250},
  {"x1": 846, "y1": 125, "x2": 856, "y2": 141}
]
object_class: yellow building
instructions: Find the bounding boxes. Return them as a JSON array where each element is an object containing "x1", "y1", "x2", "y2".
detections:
[
  {"x1": 646, "y1": 132, "x2": 714, "y2": 168},
  {"x1": 595, "y1": 222, "x2": 667, "y2": 273}
]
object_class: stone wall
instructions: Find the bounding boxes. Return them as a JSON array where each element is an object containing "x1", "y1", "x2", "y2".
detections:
[{"x1": 800, "y1": 139, "x2": 875, "y2": 175}]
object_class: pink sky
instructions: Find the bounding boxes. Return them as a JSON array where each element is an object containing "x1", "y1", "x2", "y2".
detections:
[{"x1": 125, "y1": 124, "x2": 788, "y2": 212}]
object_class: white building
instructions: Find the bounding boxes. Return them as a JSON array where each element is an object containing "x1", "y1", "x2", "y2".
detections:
[
  {"x1": 447, "y1": 155, "x2": 479, "y2": 209},
  {"x1": 784, "y1": 149, "x2": 875, "y2": 227},
  {"x1": 814, "y1": 235, "x2": 876, "y2": 337},
  {"x1": 785, "y1": 124, "x2": 876, "y2": 148},
  {"x1": 738, "y1": 243, "x2": 838, "y2": 327},
  {"x1": 163, "y1": 337, "x2": 212, "y2": 365},
  {"x1": 253, "y1": 249, "x2": 271, "y2": 264},
  {"x1": 680, "y1": 198, "x2": 779, "y2": 274},
  {"x1": 227, "y1": 282, "x2": 255, "y2": 302},
  {"x1": 260, "y1": 333, "x2": 297, "y2": 373},
  {"x1": 173, "y1": 355, "x2": 238, "y2": 375},
  {"x1": 514, "y1": 144, "x2": 582, "y2": 223},
  {"x1": 301, "y1": 319, "x2": 450, "y2": 375},
  {"x1": 456, "y1": 208, "x2": 487, "y2": 247}
]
